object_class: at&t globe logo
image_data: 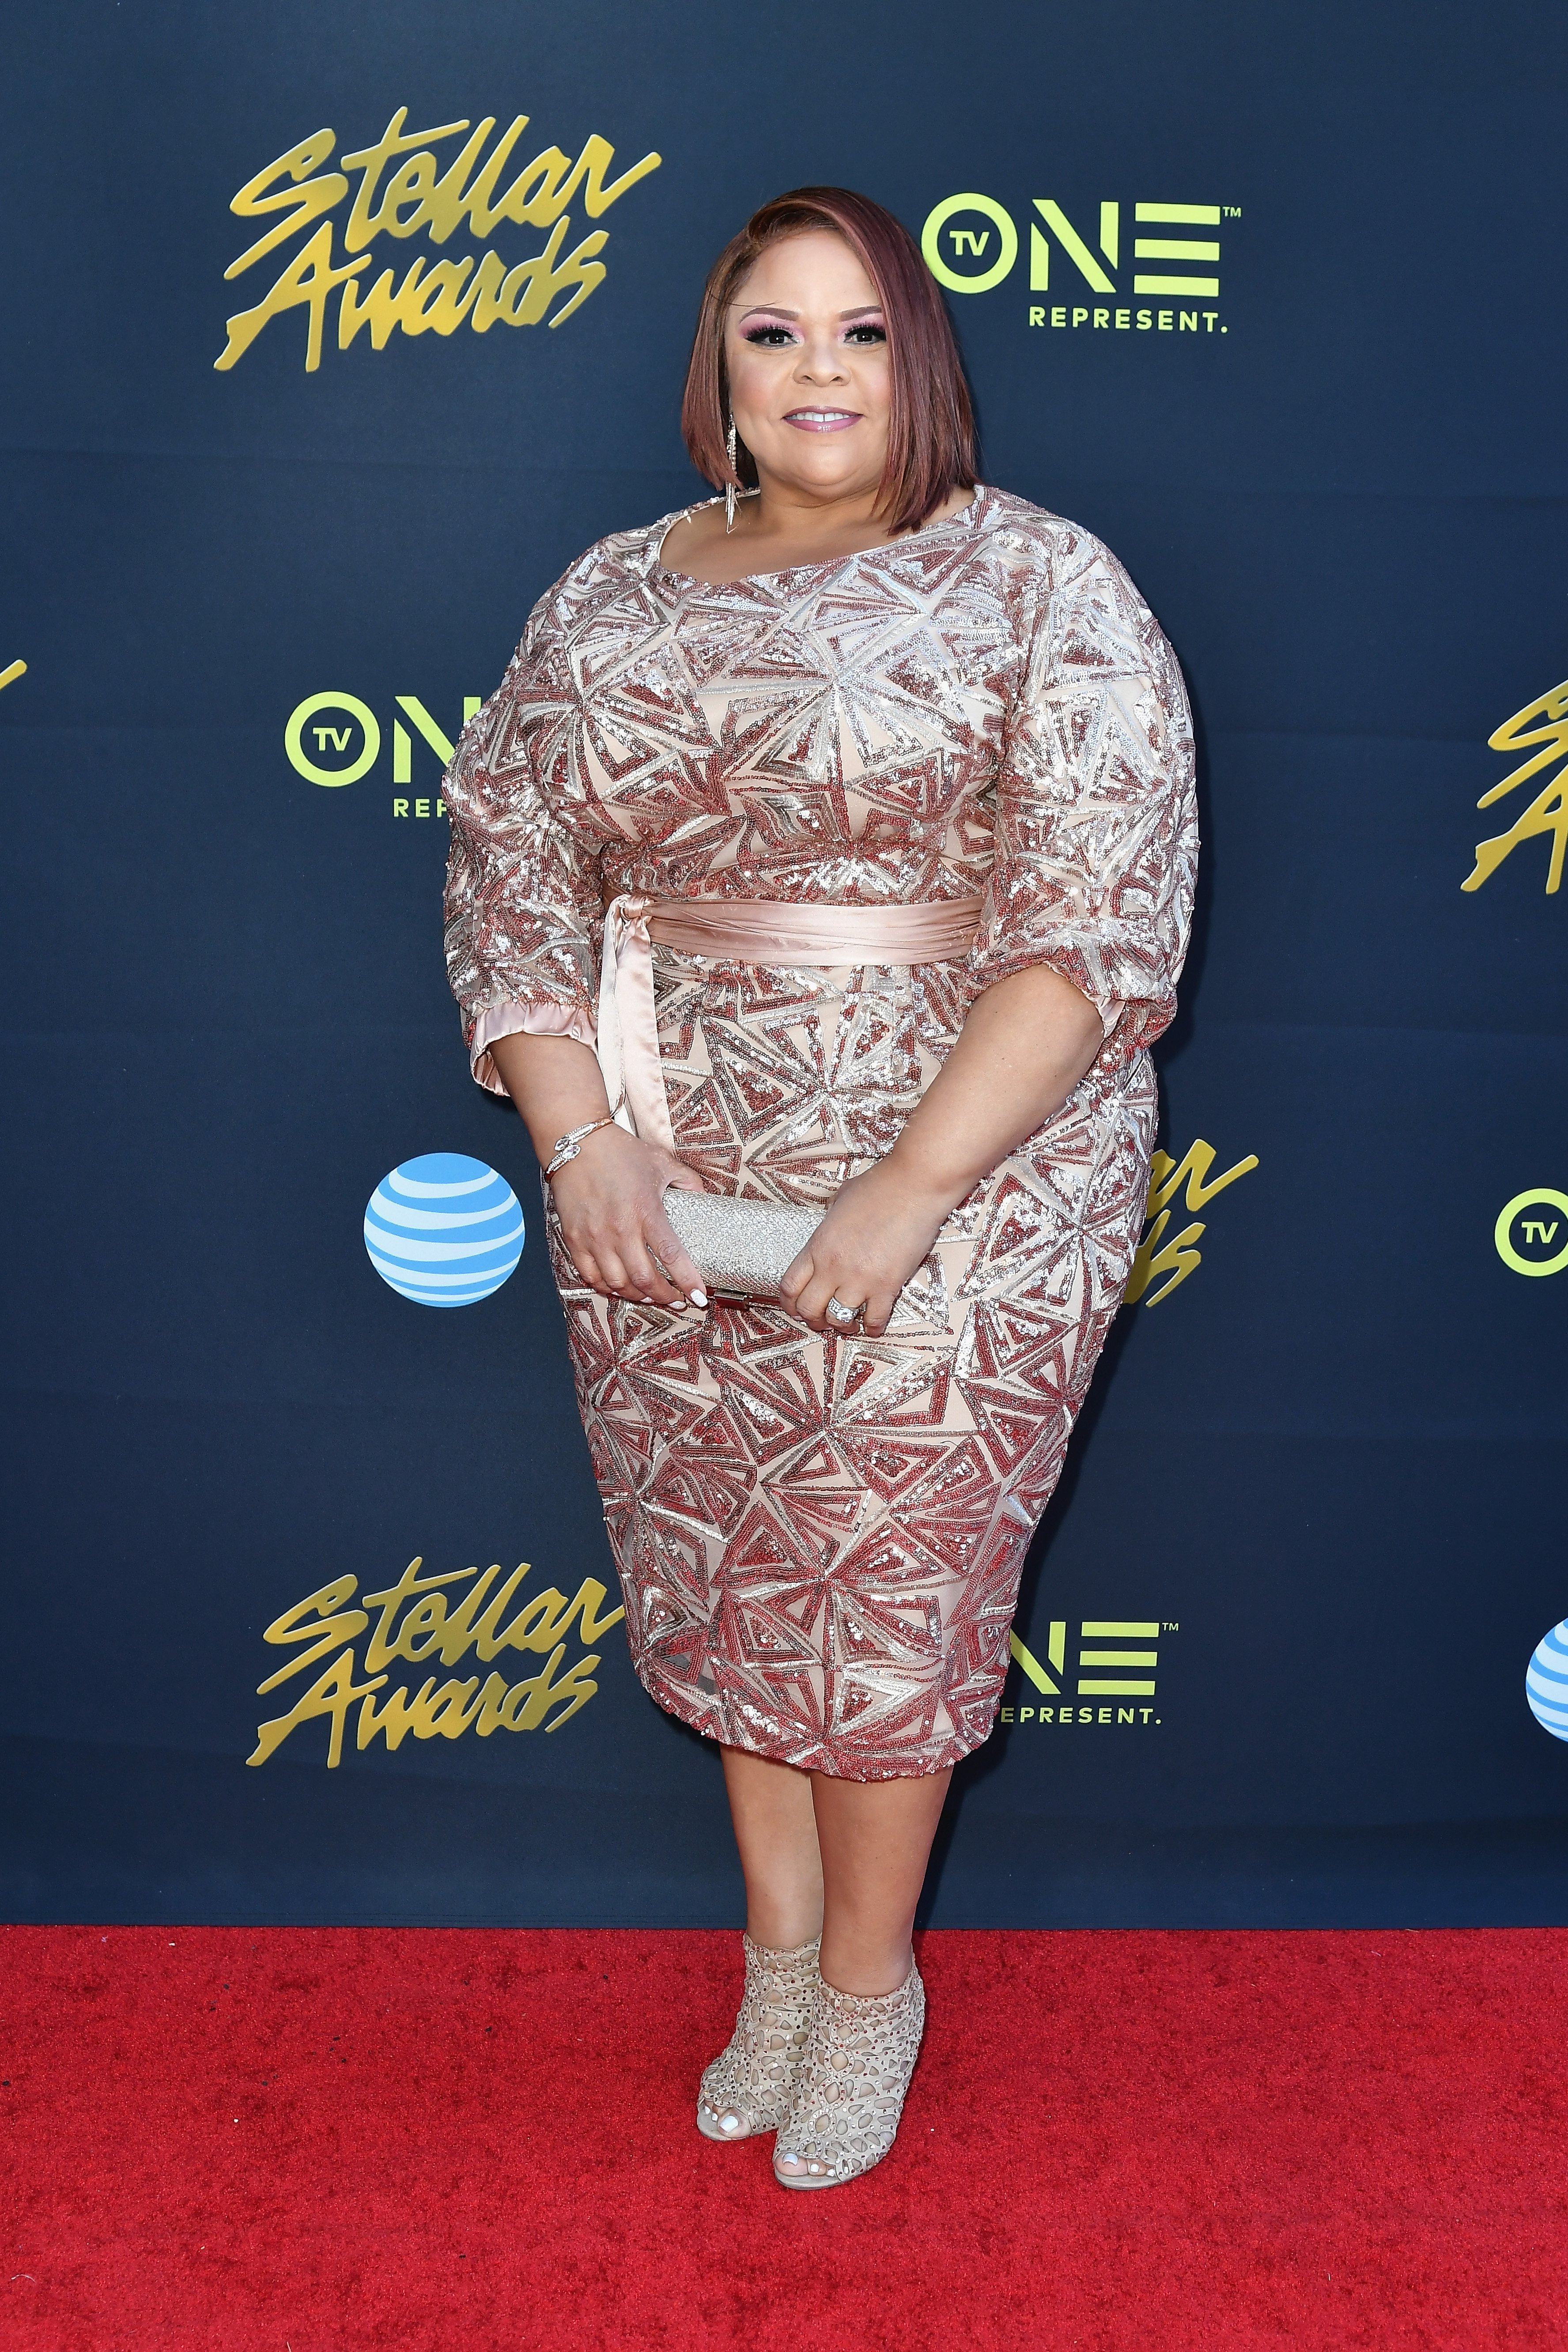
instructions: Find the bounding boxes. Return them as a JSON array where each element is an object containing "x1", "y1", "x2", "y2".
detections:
[
  {"x1": 364, "y1": 1153, "x2": 523, "y2": 1306},
  {"x1": 1525, "y1": 1618, "x2": 1568, "y2": 1742}
]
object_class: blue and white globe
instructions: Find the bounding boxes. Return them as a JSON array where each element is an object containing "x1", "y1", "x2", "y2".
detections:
[
  {"x1": 1525, "y1": 1618, "x2": 1568, "y2": 1742},
  {"x1": 364, "y1": 1153, "x2": 524, "y2": 1307}
]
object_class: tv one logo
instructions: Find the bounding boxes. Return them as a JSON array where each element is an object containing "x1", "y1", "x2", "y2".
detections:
[
  {"x1": 1495, "y1": 1188, "x2": 1568, "y2": 1279},
  {"x1": 283, "y1": 689, "x2": 478, "y2": 815},
  {"x1": 1003, "y1": 1619, "x2": 1175, "y2": 1729},
  {"x1": 921, "y1": 193, "x2": 1236, "y2": 333}
]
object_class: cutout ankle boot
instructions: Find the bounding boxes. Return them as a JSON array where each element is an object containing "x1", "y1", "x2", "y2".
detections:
[
  {"x1": 696, "y1": 1932, "x2": 821, "y2": 2142},
  {"x1": 774, "y1": 1959, "x2": 925, "y2": 2188}
]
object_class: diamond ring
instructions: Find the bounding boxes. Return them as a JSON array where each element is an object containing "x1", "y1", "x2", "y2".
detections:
[{"x1": 825, "y1": 1296, "x2": 862, "y2": 1326}]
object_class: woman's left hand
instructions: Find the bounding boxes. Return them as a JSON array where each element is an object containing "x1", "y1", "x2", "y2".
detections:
[
  {"x1": 779, "y1": 1162, "x2": 953, "y2": 1337},
  {"x1": 779, "y1": 964, "x2": 1104, "y2": 1337}
]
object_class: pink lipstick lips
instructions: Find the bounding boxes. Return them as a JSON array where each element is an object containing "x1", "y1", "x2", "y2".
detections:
[{"x1": 782, "y1": 408, "x2": 862, "y2": 432}]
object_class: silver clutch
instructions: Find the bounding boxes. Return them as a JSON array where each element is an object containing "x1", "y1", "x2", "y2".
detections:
[{"x1": 661, "y1": 1187, "x2": 825, "y2": 1302}]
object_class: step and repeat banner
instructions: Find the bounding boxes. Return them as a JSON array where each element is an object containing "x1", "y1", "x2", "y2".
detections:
[{"x1": 3, "y1": 0, "x2": 1565, "y2": 1925}]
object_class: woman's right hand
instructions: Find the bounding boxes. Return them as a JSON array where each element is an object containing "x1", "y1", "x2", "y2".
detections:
[{"x1": 548, "y1": 1126, "x2": 708, "y2": 1310}]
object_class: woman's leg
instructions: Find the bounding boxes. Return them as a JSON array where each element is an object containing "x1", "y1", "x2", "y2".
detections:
[
  {"x1": 720, "y1": 1746, "x2": 824, "y2": 1949},
  {"x1": 768, "y1": 1767, "x2": 950, "y2": 2184},
  {"x1": 812, "y1": 1768, "x2": 952, "y2": 1993},
  {"x1": 697, "y1": 1750, "x2": 825, "y2": 2140},
  {"x1": 712, "y1": 1752, "x2": 951, "y2": 2173},
  {"x1": 720, "y1": 1750, "x2": 951, "y2": 1980}
]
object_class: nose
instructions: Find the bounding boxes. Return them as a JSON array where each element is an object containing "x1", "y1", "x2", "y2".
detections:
[{"x1": 794, "y1": 333, "x2": 848, "y2": 384}]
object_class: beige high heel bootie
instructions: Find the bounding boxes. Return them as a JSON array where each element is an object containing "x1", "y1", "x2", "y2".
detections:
[
  {"x1": 696, "y1": 1932, "x2": 821, "y2": 2142},
  {"x1": 773, "y1": 1959, "x2": 926, "y2": 2188}
]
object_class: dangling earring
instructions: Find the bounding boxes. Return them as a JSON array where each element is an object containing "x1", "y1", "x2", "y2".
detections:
[{"x1": 725, "y1": 415, "x2": 738, "y2": 533}]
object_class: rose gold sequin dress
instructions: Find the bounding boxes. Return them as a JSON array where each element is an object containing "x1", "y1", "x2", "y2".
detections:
[{"x1": 443, "y1": 487, "x2": 1197, "y2": 1779}]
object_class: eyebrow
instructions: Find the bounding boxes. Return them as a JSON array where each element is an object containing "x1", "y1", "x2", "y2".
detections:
[{"x1": 734, "y1": 303, "x2": 886, "y2": 322}]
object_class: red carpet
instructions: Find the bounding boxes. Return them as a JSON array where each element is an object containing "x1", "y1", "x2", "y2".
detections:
[{"x1": 3, "y1": 1925, "x2": 1562, "y2": 2349}]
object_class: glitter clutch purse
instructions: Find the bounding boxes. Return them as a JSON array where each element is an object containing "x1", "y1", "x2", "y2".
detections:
[{"x1": 661, "y1": 1188, "x2": 826, "y2": 1302}]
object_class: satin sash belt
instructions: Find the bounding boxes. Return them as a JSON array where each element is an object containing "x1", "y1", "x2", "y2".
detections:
[{"x1": 596, "y1": 892, "x2": 984, "y2": 1149}]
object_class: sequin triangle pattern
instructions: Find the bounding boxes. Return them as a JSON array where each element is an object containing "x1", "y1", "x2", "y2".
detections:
[
  {"x1": 444, "y1": 487, "x2": 1198, "y2": 1094},
  {"x1": 447, "y1": 486, "x2": 1195, "y2": 1777},
  {"x1": 546, "y1": 946, "x2": 1157, "y2": 1780}
]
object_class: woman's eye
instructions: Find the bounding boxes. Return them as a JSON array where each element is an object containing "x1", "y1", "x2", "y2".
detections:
[
  {"x1": 743, "y1": 325, "x2": 796, "y2": 345},
  {"x1": 845, "y1": 324, "x2": 887, "y2": 344}
]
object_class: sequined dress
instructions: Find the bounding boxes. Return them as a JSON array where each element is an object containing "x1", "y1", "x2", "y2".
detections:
[{"x1": 443, "y1": 487, "x2": 1197, "y2": 1778}]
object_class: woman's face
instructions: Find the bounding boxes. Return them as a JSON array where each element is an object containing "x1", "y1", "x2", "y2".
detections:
[{"x1": 724, "y1": 230, "x2": 891, "y2": 504}]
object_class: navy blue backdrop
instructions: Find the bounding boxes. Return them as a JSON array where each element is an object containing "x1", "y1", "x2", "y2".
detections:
[{"x1": 3, "y1": 0, "x2": 1566, "y2": 1926}]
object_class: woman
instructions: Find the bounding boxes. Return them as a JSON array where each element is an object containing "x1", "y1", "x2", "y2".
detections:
[{"x1": 443, "y1": 187, "x2": 1197, "y2": 2188}]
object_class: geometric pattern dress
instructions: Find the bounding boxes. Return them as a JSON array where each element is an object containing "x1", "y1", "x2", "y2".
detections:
[{"x1": 443, "y1": 487, "x2": 1198, "y2": 1778}]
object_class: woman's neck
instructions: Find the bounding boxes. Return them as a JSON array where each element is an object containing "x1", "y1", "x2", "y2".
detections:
[{"x1": 661, "y1": 480, "x2": 974, "y2": 586}]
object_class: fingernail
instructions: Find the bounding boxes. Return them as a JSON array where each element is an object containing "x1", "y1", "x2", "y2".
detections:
[{"x1": 690, "y1": 1288, "x2": 708, "y2": 1307}]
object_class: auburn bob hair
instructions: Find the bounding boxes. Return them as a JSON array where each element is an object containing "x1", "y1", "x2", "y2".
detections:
[{"x1": 680, "y1": 187, "x2": 978, "y2": 539}]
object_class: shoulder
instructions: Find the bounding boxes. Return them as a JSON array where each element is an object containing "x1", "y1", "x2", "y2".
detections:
[
  {"x1": 531, "y1": 506, "x2": 699, "y2": 630},
  {"x1": 460, "y1": 509, "x2": 689, "y2": 761},
  {"x1": 974, "y1": 487, "x2": 1179, "y2": 678},
  {"x1": 967, "y1": 488, "x2": 1143, "y2": 608},
  {"x1": 482, "y1": 508, "x2": 694, "y2": 706}
]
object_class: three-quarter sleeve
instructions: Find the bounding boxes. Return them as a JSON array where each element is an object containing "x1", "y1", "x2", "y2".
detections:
[
  {"x1": 967, "y1": 534, "x2": 1198, "y2": 1057},
  {"x1": 442, "y1": 608, "x2": 605, "y2": 1095}
]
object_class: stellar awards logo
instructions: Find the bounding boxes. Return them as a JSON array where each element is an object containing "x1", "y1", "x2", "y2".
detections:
[
  {"x1": 1462, "y1": 678, "x2": 1568, "y2": 897},
  {"x1": 1126, "y1": 1138, "x2": 1258, "y2": 1307},
  {"x1": 215, "y1": 106, "x2": 661, "y2": 373},
  {"x1": 247, "y1": 1556, "x2": 623, "y2": 1768},
  {"x1": 920, "y1": 192, "x2": 1238, "y2": 338}
]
